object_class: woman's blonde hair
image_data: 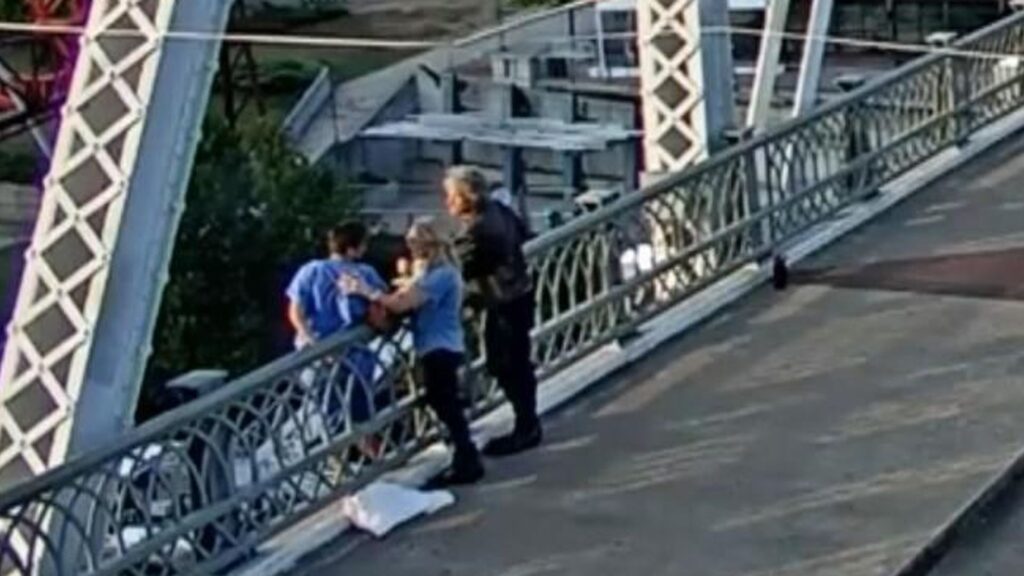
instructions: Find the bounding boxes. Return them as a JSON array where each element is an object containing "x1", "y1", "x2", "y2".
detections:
[{"x1": 406, "y1": 216, "x2": 459, "y2": 268}]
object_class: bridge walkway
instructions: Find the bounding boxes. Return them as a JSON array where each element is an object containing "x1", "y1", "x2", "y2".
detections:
[{"x1": 290, "y1": 133, "x2": 1024, "y2": 576}]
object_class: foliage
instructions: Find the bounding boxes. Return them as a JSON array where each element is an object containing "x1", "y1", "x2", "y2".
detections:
[
  {"x1": 258, "y1": 59, "x2": 323, "y2": 95},
  {"x1": 146, "y1": 117, "x2": 355, "y2": 385},
  {"x1": 0, "y1": 149, "x2": 39, "y2": 184},
  {"x1": 244, "y1": 2, "x2": 348, "y2": 31},
  {"x1": 0, "y1": 0, "x2": 25, "y2": 20}
]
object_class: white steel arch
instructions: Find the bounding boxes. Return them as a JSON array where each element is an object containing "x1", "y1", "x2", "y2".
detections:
[{"x1": 0, "y1": 0, "x2": 229, "y2": 487}]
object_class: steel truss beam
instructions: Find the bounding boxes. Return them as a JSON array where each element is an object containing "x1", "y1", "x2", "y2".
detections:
[{"x1": 0, "y1": 0, "x2": 230, "y2": 490}]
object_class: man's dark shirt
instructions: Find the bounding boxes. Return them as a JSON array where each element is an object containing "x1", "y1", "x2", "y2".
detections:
[{"x1": 457, "y1": 200, "x2": 531, "y2": 307}]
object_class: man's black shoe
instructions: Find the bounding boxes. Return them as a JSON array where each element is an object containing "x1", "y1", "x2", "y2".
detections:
[
  {"x1": 423, "y1": 454, "x2": 485, "y2": 489},
  {"x1": 482, "y1": 424, "x2": 542, "y2": 457}
]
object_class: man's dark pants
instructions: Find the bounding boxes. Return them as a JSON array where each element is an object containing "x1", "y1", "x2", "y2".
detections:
[{"x1": 484, "y1": 291, "x2": 539, "y2": 431}]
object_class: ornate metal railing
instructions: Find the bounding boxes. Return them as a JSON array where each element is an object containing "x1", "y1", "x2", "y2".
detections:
[
  {"x1": 4, "y1": 10, "x2": 1024, "y2": 576},
  {"x1": 526, "y1": 12, "x2": 1024, "y2": 375}
]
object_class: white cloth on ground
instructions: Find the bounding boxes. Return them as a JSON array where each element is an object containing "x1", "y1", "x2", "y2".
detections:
[{"x1": 341, "y1": 481, "x2": 455, "y2": 538}]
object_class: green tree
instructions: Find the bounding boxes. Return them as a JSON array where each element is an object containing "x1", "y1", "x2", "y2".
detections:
[
  {"x1": 0, "y1": 149, "x2": 38, "y2": 184},
  {"x1": 0, "y1": 1, "x2": 25, "y2": 20},
  {"x1": 147, "y1": 116, "x2": 355, "y2": 384}
]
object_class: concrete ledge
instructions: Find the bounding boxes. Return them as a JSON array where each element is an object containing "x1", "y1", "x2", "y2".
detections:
[
  {"x1": 232, "y1": 108, "x2": 1024, "y2": 576},
  {"x1": 888, "y1": 447, "x2": 1024, "y2": 576}
]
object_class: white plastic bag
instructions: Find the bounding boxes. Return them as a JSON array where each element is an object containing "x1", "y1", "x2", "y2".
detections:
[{"x1": 341, "y1": 481, "x2": 455, "y2": 537}]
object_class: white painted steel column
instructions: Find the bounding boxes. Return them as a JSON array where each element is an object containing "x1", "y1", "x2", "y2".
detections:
[
  {"x1": 637, "y1": 0, "x2": 736, "y2": 172},
  {"x1": 747, "y1": 0, "x2": 792, "y2": 132},
  {"x1": 776, "y1": 0, "x2": 834, "y2": 213},
  {"x1": 637, "y1": 0, "x2": 735, "y2": 299},
  {"x1": 792, "y1": 0, "x2": 834, "y2": 116},
  {"x1": 0, "y1": 0, "x2": 229, "y2": 489}
]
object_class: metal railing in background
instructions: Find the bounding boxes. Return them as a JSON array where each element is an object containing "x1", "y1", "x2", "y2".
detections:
[
  {"x1": 525, "y1": 11, "x2": 1024, "y2": 375},
  {"x1": 4, "y1": 10, "x2": 1024, "y2": 576}
]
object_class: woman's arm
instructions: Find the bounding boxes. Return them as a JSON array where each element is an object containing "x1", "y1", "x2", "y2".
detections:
[
  {"x1": 373, "y1": 285, "x2": 424, "y2": 315},
  {"x1": 341, "y1": 273, "x2": 424, "y2": 315}
]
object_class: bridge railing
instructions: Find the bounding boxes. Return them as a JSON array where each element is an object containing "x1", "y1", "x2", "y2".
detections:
[
  {"x1": 4, "y1": 10, "x2": 1024, "y2": 576},
  {"x1": 525, "y1": 11, "x2": 1024, "y2": 374}
]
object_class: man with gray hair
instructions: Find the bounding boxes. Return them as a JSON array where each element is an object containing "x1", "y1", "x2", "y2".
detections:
[{"x1": 444, "y1": 165, "x2": 542, "y2": 456}]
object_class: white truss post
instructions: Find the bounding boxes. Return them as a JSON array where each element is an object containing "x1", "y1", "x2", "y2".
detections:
[
  {"x1": 0, "y1": 0, "x2": 230, "y2": 489},
  {"x1": 747, "y1": 0, "x2": 792, "y2": 133},
  {"x1": 637, "y1": 0, "x2": 735, "y2": 296},
  {"x1": 638, "y1": 0, "x2": 735, "y2": 172},
  {"x1": 774, "y1": 0, "x2": 834, "y2": 217},
  {"x1": 793, "y1": 0, "x2": 835, "y2": 116}
]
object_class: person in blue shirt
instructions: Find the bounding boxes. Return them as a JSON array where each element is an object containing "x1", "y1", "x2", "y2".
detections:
[
  {"x1": 342, "y1": 217, "x2": 484, "y2": 487},
  {"x1": 287, "y1": 222, "x2": 386, "y2": 349},
  {"x1": 286, "y1": 222, "x2": 387, "y2": 432}
]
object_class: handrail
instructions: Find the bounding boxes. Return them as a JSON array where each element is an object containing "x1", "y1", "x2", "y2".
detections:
[
  {"x1": 0, "y1": 327, "x2": 374, "y2": 512},
  {"x1": 526, "y1": 9, "x2": 1024, "y2": 256}
]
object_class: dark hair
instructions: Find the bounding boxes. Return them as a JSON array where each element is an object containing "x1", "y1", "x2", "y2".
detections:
[{"x1": 327, "y1": 221, "x2": 368, "y2": 255}]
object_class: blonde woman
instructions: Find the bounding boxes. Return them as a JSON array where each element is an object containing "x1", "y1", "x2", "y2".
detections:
[{"x1": 341, "y1": 217, "x2": 484, "y2": 486}]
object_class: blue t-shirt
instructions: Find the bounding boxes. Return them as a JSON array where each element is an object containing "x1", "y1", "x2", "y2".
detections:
[
  {"x1": 286, "y1": 258, "x2": 386, "y2": 343},
  {"x1": 412, "y1": 264, "x2": 465, "y2": 356}
]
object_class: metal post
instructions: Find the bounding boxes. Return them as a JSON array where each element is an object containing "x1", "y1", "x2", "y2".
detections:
[
  {"x1": 503, "y1": 147, "x2": 529, "y2": 231},
  {"x1": 561, "y1": 151, "x2": 583, "y2": 204},
  {"x1": 886, "y1": 0, "x2": 897, "y2": 42},
  {"x1": 595, "y1": 5, "x2": 608, "y2": 79},
  {"x1": 637, "y1": 0, "x2": 735, "y2": 300},
  {"x1": 927, "y1": 32, "x2": 963, "y2": 146},
  {"x1": 741, "y1": 134, "x2": 771, "y2": 253},
  {"x1": 835, "y1": 74, "x2": 871, "y2": 199},
  {"x1": 951, "y1": 54, "x2": 971, "y2": 146},
  {"x1": 747, "y1": 0, "x2": 792, "y2": 133},
  {"x1": 793, "y1": 0, "x2": 835, "y2": 117},
  {"x1": 699, "y1": 0, "x2": 738, "y2": 155},
  {"x1": 637, "y1": 0, "x2": 736, "y2": 171},
  {"x1": 329, "y1": 69, "x2": 341, "y2": 174},
  {"x1": 778, "y1": 0, "x2": 834, "y2": 207},
  {"x1": 622, "y1": 140, "x2": 639, "y2": 193},
  {"x1": 442, "y1": 72, "x2": 462, "y2": 164}
]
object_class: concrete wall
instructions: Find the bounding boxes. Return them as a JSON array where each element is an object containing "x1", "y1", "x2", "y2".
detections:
[
  {"x1": 413, "y1": 82, "x2": 638, "y2": 183},
  {"x1": 335, "y1": 79, "x2": 421, "y2": 180},
  {"x1": 299, "y1": 0, "x2": 600, "y2": 161}
]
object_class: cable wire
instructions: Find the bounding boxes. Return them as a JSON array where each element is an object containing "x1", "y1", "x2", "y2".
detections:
[{"x1": 0, "y1": 7, "x2": 1020, "y2": 62}]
